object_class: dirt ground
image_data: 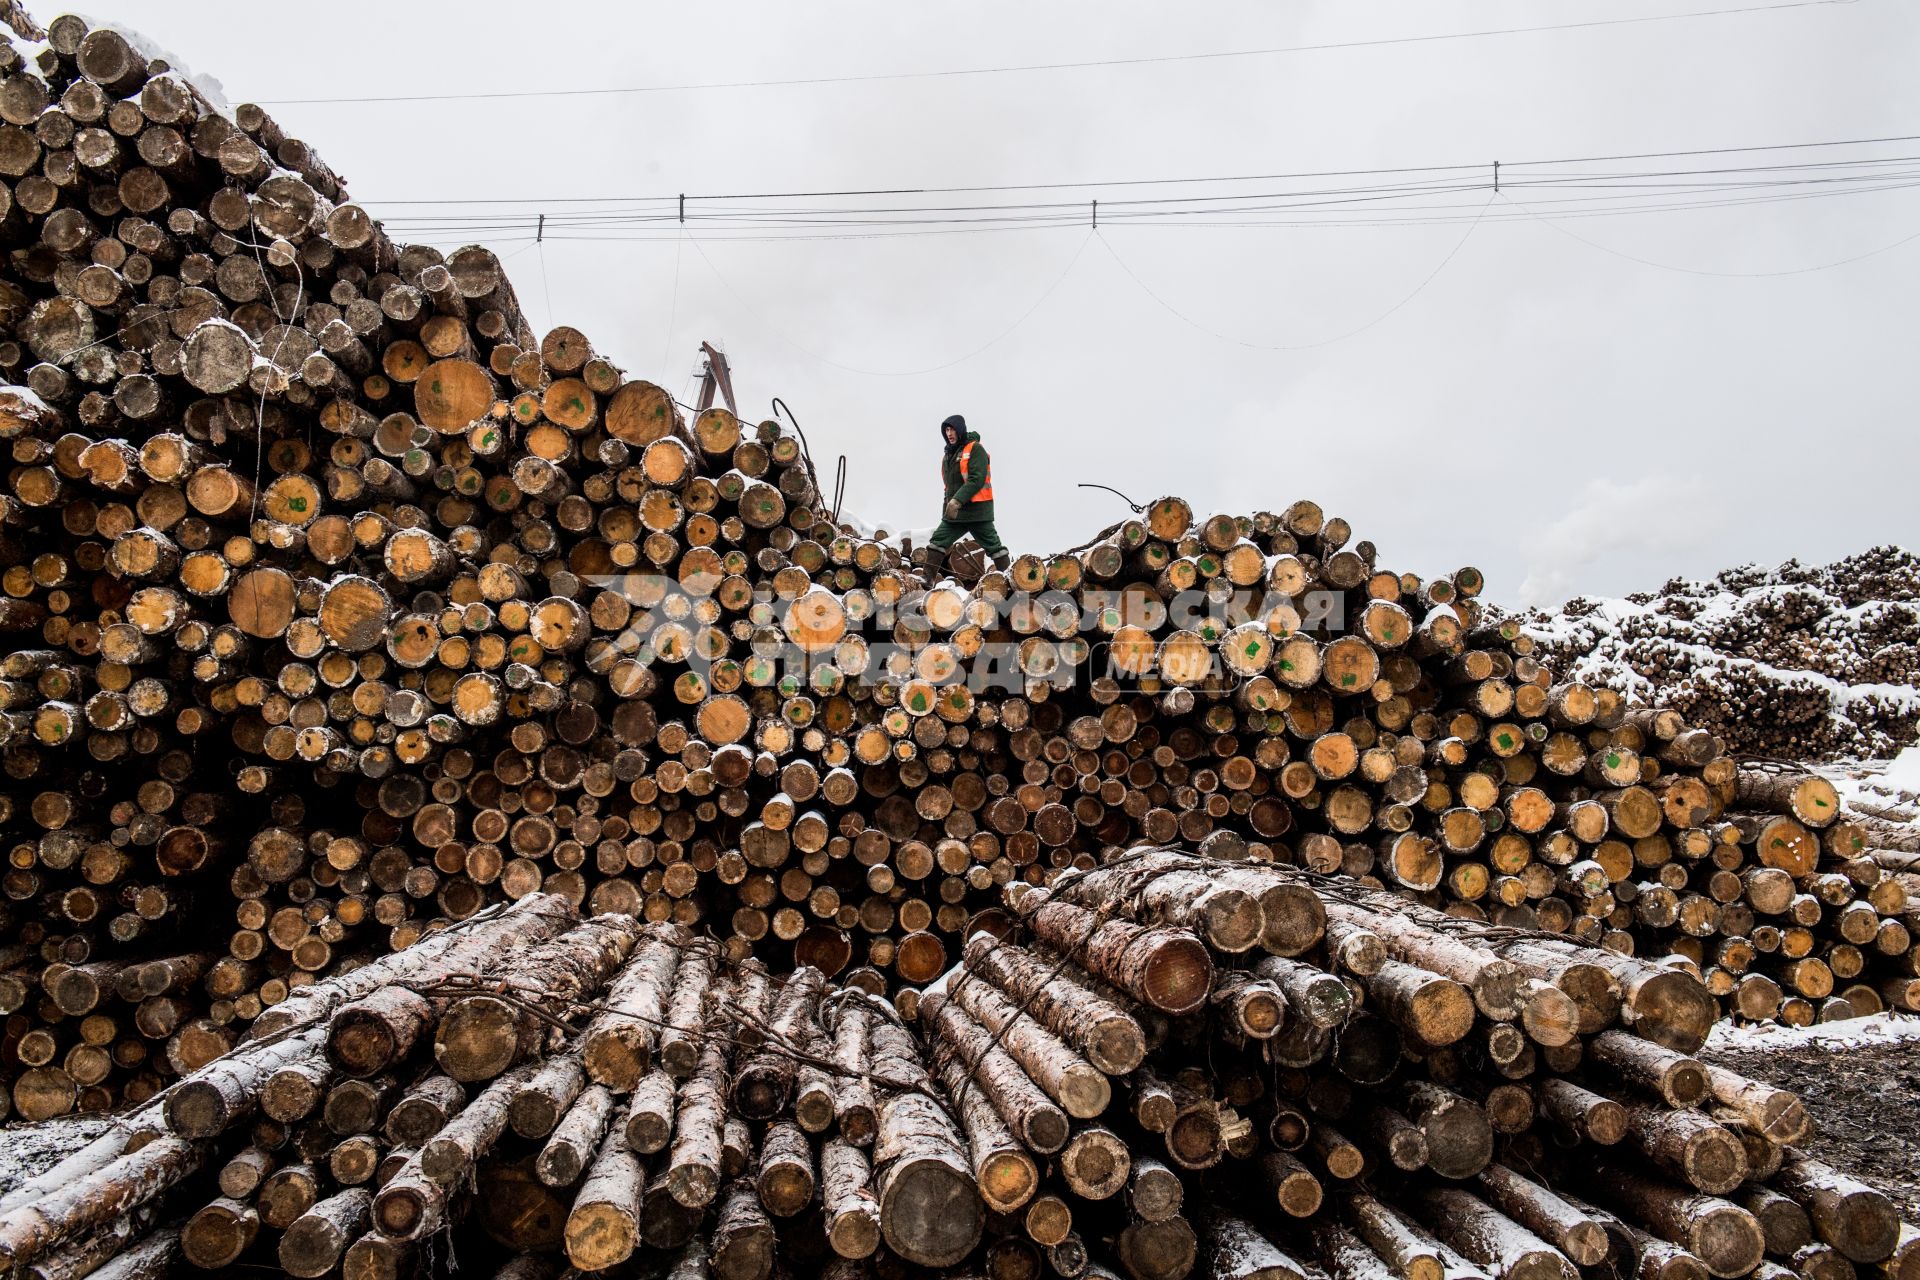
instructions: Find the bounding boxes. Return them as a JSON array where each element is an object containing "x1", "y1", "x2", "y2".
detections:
[{"x1": 1706, "y1": 1026, "x2": 1920, "y2": 1220}]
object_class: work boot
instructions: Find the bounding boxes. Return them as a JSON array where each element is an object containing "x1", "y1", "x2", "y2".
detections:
[
  {"x1": 921, "y1": 547, "x2": 948, "y2": 578},
  {"x1": 989, "y1": 550, "x2": 1011, "y2": 572}
]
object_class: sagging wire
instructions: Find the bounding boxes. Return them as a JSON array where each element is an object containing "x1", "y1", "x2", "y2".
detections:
[
  {"x1": 1045, "y1": 483, "x2": 1150, "y2": 558},
  {"x1": 1077, "y1": 482, "x2": 1147, "y2": 512}
]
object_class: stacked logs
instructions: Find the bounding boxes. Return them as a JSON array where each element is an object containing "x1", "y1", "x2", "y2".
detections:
[
  {"x1": 1, "y1": 11, "x2": 1919, "y2": 1130},
  {"x1": 0, "y1": 890, "x2": 988, "y2": 1278},
  {"x1": 0, "y1": 8, "x2": 920, "y2": 1115},
  {"x1": 896, "y1": 847, "x2": 1920, "y2": 1280},
  {"x1": 1516, "y1": 548, "x2": 1920, "y2": 759},
  {"x1": 1, "y1": 854, "x2": 1917, "y2": 1280}
]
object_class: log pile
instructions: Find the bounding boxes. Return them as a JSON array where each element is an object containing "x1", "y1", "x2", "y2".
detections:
[
  {"x1": 0, "y1": 857, "x2": 1917, "y2": 1280},
  {"x1": 1514, "y1": 547, "x2": 1920, "y2": 759},
  {"x1": 0, "y1": 11, "x2": 1918, "y2": 1137},
  {"x1": 904, "y1": 848, "x2": 1920, "y2": 1280},
  {"x1": 0, "y1": 16, "x2": 1916, "y2": 1279}
]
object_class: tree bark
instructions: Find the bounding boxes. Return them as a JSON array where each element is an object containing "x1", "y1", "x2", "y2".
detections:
[
  {"x1": 961, "y1": 933, "x2": 1146, "y2": 1074},
  {"x1": 666, "y1": 1025, "x2": 732, "y2": 1209},
  {"x1": 949, "y1": 965, "x2": 1110, "y2": 1118},
  {"x1": 1588, "y1": 1031, "x2": 1707, "y2": 1107},
  {"x1": 931, "y1": 1042, "x2": 1038, "y2": 1214},
  {"x1": 581, "y1": 924, "x2": 686, "y2": 1090},
  {"x1": 709, "y1": 1177, "x2": 775, "y2": 1280},
  {"x1": 509, "y1": 1053, "x2": 586, "y2": 1139},
  {"x1": 822, "y1": 1138, "x2": 881, "y2": 1259},
  {"x1": 1584, "y1": 1166, "x2": 1764, "y2": 1279},
  {"x1": 825, "y1": 995, "x2": 879, "y2": 1145},
  {"x1": 385, "y1": 1073, "x2": 466, "y2": 1147},
  {"x1": 732, "y1": 965, "x2": 824, "y2": 1119},
  {"x1": 658, "y1": 938, "x2": 720, "y2": 1080},
  {"x1": 564, "y1": 1111, "x2": 643, "y2": 1271},
  {"x1": 622, "y1": 1068, "x2": 678, "y2": 1154},
  {"x1": 1475, "y1": 1164, "x2": 1611, "y2": 1267},
  {"x1": 537, "y1": 1081, "x2": 616, "y2": 1187},
  {"x1": 1342, "y1": 1189, "x2": 1445, "y2": 1280},
  {"x1": 756, "y1": 1118, "x2": 815, "y2": 1217},
  {"x1": 1624, "y1": 1105, "x2": 1749, "y2": 1195},
  {"x1": 1017, "y1": 896, "x2": 1212, "y2": 1015},
  {"x1": 872, "y1": 1086, "x2": 981, "y2": 1266},
  {"x1": 1409, "y1": 1186, "x2": 1576, "y2": 1280},
  {"x1": 0, "y1": 1136, "x2": 199, "y2": 1270},
  {"x1": 435, "y1": 917, "x2": 642, "y2": 1082},
  {"x1": 279, "y1": 1186, "x2": 371, "y2": 1278},
  {"x1": 919, "y1": 988, "x2": 1069, "y2": 1154},
  {"x1": 1772, "y1": 1151, "x2": 1902, "y2": 1265}
]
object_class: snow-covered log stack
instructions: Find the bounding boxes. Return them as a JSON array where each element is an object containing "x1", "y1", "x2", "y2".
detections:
[
  {"x1": 1515, "y1": 548, "x2": 1920, "y2": 760},
  {"x1": 1, "y1": 10, "x2": 1919, "y2": 1141}
]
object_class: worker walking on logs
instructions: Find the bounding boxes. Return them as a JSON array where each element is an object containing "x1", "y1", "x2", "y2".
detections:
[{"x1": 926, "y1": 414, "x2": 1010, "y2": 574}]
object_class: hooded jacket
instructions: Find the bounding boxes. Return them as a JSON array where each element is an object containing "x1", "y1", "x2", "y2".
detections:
[{"x1": 939, "y1": 414, "x2": 994, "y2": 524}]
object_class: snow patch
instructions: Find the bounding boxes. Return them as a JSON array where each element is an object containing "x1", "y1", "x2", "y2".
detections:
[
  {"x1": 1880, "y1": 744, "x2": 1920, "y2": 796},
  {"x1": 1708, "y1": 1011, "x2": 1920, "y2": 1052},
  {"x1": 1824, "y1": 750, "x2": 1920, "y2": 824},
  {"x1": 0, "y1": 382, "x2": 54, "y2": 416}
]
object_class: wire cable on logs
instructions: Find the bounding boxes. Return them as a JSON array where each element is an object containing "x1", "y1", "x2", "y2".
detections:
[{"x1": 241, "y1": 234, "x2": 307, "y2": 519}]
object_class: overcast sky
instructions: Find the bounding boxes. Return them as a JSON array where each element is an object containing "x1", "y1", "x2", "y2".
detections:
[{"x1": 98, "y1": 0, "x2": 1920, "y2": 606}]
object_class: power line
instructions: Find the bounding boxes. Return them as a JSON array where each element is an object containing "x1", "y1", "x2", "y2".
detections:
[
  {"x1": 358, "y1": 132, "x2": 1920, "y2": 207},
  {"x1": 368, "y1": 165, "x2": 1920, "y2": 224},
  {"x1": 357, "y1": 147, "x2": 1920, "y2": 243},
  {"x1": 387, "y1": 182, "x2": 1905, "y2": 243},
  {"x1": 422, "y1": 179, "x2": 1917, "y2": 372},
  {"x1": 382, "y1": 172, "x2": 1920, "y2": 242},
  {"x1": 353, "y1": 135, "x2": 1920, "y2": 239},
  {"x1": 255, "y1": 0, "x2": 1863, "y2": 107}
]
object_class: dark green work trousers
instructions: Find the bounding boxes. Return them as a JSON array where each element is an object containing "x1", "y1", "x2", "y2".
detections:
[{"x1": 929, "y1": 517, "x2": 1006, "y2": 556}]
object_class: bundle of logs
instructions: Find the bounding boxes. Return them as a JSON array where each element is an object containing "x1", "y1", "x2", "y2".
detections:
[
  {"x1": 0, "y1": 12, "x2": 1918, "y2": 1134},
  {"x1": 1, "y1": 859, "x2": 1917, "y2": 1280}
]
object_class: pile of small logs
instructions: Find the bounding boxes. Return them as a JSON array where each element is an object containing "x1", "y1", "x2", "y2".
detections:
[
  {"x1": 1, "y1": 857, "x2": 1917, "y2": 1280},
  {"x1": 1516, "y1": 547, "x2": 1920, "y2": 758},
  {"x1": 1, "y1": 12, "x2": 1919, "y2": 1132}
]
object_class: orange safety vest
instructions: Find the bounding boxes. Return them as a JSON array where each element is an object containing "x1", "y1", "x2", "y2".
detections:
[{"x1": 957, "y1": 440, "x2": 993, "y2": 503}]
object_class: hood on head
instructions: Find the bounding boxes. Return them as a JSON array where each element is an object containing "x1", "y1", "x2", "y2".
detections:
[{"x1": 941, "y1": 413, "x2": 967, "y2": 441}]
